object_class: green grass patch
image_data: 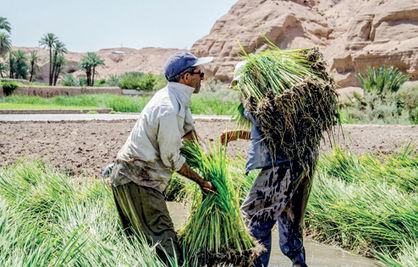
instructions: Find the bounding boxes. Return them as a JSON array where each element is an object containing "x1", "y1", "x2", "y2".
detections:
[
  {"x1": 0, "y1": 103, "x2": 96, "y2": 110},
  {"x1": 0, "y1": 159, "x2": 176, "y2": 266},
  {"x1": 0, "y1": 94, "x2": 150, "y2": 113},
  {"x1": 0, "y1": 91, "x2": 241, "y2": 115}
]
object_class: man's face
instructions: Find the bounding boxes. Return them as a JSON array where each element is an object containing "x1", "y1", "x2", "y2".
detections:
[{"x1": 185, "y1": 67, "x2": 204, "y2": 94}]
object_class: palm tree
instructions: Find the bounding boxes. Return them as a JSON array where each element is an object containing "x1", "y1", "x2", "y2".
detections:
[
  {"x1": 0, "y1": 32, "x2": 11, "y2": 58},
  {"x1": 28, "y1": 50, "x2": 40, "y2": 82},
  {"x1": 13, "y1": 50, "x2": 28, "y2": 79},
  {"x1": 8, "y1": 50, "x2": 28, "y2": 79},
  {"x1": 87, "y1": 52, "x2": 105, "y2": 86},
  {"x1": 78, "y1": 56, "x2": 92, "y2": 86},
  {"x1": 39, "y1": 33, "x2": 58, "y2": 85},
  {"x1": 78, "y1": 53, "x2": 105, "y2": 86},
  {"x1": 8, "y1": 50, "x2": 15, "y2": 78},
  {"x1": 51, "y1": 41, "x2": 67, "y2": 85},
  {"x1": 0, "y1": 61, "x2": 7, "y2": 78},
  {"x1": 53, "y1": 54, "x2": 66, "y2": 85},
  {"x1": 0, "y1": 17, "x2": 11, "y2": 33}
]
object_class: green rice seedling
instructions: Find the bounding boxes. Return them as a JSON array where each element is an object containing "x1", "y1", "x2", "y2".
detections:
[
  {"x1": 236, "y1": 42, "x2": 339, "y2": 173},
  {"x1": 0, "y1": 159, "x2": 178, "y2": 266},
  {"x1": 318, "y1": 146, "x2": 417, "y2": 193},
  {"x1": 166, "y1": 157, "x2": 257, "y2": 204},
  {"x1": 377, "y1": 241, "x2": 418, "y2": 267},
  {"x1": 164, "y1": 173, "x2": 193, "y2": 202},
  {"x1": 178, "y1": 140, "x2": 262, "y2": 266},
  {"x1": 305, "y1": 147, "x2": 418, "y2": 265}
]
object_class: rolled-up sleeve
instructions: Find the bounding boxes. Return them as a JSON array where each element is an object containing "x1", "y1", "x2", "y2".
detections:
[{"x1": 157, "y1": 113, "x2": 186, "y2": 171}]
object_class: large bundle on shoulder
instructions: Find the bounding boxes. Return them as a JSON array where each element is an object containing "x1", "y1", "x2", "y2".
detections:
[
  {"x1": 178, "y1": 140, "x2": 263, "y2": 266},
  {"x1": 236, "y1": 44, "x2": 340, "y2": 170}
]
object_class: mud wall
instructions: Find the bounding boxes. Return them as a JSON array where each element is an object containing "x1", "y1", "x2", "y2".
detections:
[{"x1": 12, "y1": 86, "x2": 122, "y2": 97}]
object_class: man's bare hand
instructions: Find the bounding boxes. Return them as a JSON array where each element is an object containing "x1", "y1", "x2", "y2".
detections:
[{"x1": 199, "y1": 180, "x2": 217, "y2": 194}]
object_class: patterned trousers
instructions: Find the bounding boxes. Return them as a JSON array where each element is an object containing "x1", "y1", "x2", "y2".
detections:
[{"x1": 241, "y1": 160, "x2": 315, "y2": 267}]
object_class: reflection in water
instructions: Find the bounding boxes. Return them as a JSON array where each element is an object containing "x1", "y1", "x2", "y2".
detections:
[{"x1": 167, "y1": 202, "x2": 377, "y2": 267}]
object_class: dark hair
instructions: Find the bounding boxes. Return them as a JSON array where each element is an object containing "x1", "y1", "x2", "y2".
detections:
[{"x1": 167, "y1": 67, "x2": 195, "y2": 82}]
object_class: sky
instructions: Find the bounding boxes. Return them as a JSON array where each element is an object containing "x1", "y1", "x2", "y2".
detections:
[{"x1": 3, "y1": 0, "x2": 237, "y2": 52}]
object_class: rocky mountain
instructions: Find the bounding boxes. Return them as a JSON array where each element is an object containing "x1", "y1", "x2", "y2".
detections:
[
  {"x1": 191, "y1": 0, "x2": 418, "y2": 87},
  {"x1": 13, "y1": 47, "x2": 185, "y2": 83},
  {"x1": 11, "y1": 0, "x2": 418, "y2": 88}
]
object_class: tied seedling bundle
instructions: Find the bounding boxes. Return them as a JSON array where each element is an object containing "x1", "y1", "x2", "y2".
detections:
[
  {"x1": 236, "y1": 44, "x2": 340, "y2": 170},
  {"x1": 178, "y1": 140, "x2": 262, "y2": 266}
]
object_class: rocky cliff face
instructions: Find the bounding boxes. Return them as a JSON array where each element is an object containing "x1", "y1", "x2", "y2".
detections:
[{"x1": 191, "y1": 0, "x2": 418, "y2": 86}]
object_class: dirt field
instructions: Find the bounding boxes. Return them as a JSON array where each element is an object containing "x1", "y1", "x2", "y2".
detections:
[{"x1": 0, "y1": 119, "x2": 416, "y2": 177}]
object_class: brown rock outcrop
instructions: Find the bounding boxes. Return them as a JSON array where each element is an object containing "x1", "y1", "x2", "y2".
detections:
[{"x1": 191, "y1": 0, "x2": 418, "y2": 86}]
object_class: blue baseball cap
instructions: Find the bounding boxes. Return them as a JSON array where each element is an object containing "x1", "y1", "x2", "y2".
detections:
[{"x1": 164, "y1": 52, "x2": 213, "y2": 80}]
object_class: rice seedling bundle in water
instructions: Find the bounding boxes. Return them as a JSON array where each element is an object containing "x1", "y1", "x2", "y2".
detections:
[
  {"x1": 237, "y1": 44, "x2": 340, "y2": 170},
  {"x1": 178, "y1": 140, "x2": 262, "y2": 266}
]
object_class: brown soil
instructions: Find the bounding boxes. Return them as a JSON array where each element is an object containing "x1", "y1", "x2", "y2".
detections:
[{"x1": 0, "y1": 119, "x2": 416, "y2": 177}]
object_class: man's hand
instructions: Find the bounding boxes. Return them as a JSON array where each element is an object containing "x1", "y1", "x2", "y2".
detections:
[{"x1": 199, "y1": 180, "x2": 217, "y2": 194}]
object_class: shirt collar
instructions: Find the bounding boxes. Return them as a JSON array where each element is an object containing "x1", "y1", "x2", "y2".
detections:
[{"x1": 167, "y1": 82, "x2": 195, "y2": 107}]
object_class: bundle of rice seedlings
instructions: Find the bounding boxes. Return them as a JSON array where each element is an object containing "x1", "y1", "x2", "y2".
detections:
[
  {"x1": 178, "y1": 140, "x2": 262, "y2": 266},
  {"x1": 236, "y1": 42, "x2": 340, "y2": 170}
]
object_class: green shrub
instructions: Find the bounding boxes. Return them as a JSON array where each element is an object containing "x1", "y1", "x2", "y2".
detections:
[
  {"x1": 106, "y1": 74, "x2": 120, "y2": 87},
  {"x1": 356, "y1": 65, "x2": 410, "y2": 94},
  {"x1": 1, "y1": 81, "x2": 20, "y2": 96},
  {"x1": 153, "y1": 74, "x2": 167, "y2": 90},
  {"x1": 78, "y1": 77, "x2": 88, "y2": 87},
  {"x1": 341, "y1": 90, "x2": 410, "y2": 124},
  {"x1": 119, "y1": 72, "x2": 156, "y2": 91},
  {"x1": 200, "y1": 77, "x2": 227, "y2": 92},
  {"x1": 61, "y1": 74, "x2": 78, "y2": 87},
  {"x1": 398, "y1": 81, "x2": 418, "y2": 124},
  {"x1": 94, "y1": 78, "x2": 106, "y2": 87},
  {"x1": 86, "y1": 110, "x2": 98, "y2": 114}
]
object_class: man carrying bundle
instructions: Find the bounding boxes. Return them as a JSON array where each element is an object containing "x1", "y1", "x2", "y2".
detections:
[
  {"x1": 221, "y1": 60, "x2": 317, "y2": 267},
  {"x1": 110, "y1": 52, "x2": 216, "y2": 264}
]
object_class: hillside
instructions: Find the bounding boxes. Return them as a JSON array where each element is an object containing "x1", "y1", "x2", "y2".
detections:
[{"x1": 12, "y1": 0, "x2": 418, "y2": 87}]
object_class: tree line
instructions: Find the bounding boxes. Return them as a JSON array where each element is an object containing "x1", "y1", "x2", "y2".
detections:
[{"x1": 0, "y1": 17, "x2": 105, "y2": 86}]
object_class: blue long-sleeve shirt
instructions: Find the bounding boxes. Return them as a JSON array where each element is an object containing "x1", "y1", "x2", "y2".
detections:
[{"x1": 243, "y1": 110, "x2": 289, "y2": 174}]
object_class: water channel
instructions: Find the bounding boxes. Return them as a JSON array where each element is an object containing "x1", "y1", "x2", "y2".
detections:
[{"x1": 167, "y1": 202, "x2": 377, "y2": 267}]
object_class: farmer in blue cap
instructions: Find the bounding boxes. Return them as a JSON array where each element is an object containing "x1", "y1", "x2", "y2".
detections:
[
  {"x1": 220, "y1": 61, "x2": 314, "y2": 267},
  {"x1": 110, "y1": 51, "x2": 216, "y2": 264}
]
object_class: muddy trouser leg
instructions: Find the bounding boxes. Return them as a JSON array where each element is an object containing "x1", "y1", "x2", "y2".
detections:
[
  {"x1": 278, "y1": 161, "x2": 315, "y2": 267},
  {"x1": 111, "y1": 182, "x2": 183, "y2": 265},
  {"x1": 248, "y1": 219, "x2": 276, "y2": 267}
]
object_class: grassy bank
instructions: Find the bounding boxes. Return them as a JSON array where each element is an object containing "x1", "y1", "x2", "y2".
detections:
[{"x1": 0, "y1": 90, "x2": 240, "y2": 115}]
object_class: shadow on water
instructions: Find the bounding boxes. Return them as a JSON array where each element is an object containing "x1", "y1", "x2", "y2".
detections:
[{"x1": 167, "y1": 202, "x2": 377, "y2": 267}]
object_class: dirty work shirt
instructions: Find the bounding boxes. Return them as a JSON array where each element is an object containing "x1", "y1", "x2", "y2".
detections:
[
  {"x1": 243, "y1": 109, "x2": 288, "y2": 174},
  {"x1": 111, "y1": 82, "x2": 195, "y2": 193}
]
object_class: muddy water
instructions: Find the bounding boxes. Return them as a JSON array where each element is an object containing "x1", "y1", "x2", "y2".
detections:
[{"x1": 167, "y1": 202, "x2": 377, "y2": 267}]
